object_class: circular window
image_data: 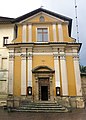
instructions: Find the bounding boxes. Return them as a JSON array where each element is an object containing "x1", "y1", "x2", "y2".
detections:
[{"x1": 40, "y1": 16, "x2": 45, "y2": 22}]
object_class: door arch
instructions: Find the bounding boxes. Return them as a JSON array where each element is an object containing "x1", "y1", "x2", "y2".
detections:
[{"x1": 32, "y1": 65, "x2": 55, "y2": 101}]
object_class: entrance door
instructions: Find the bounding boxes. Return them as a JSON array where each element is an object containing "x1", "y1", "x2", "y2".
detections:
[{"x1": 41, "y1": 86, "x2": 48, "y2": 101}]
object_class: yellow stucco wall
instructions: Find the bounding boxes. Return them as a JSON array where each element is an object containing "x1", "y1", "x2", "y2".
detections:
[
  {"x1": 66, "y1": 56, "x2": 76, "y2": 96},
  {"x1": 32, "y1": 55, "x2": 54, "y2": 69},
  {"x1": 14, "y1": 56, "x2": 21, "y2": 96},
  {"x1": 49, "y1": 25, "x2": 53, "y2": 42},
  {"x1": 56, "y1": 24, "x2": 59, "y2": 42},
  {"x1": 15, "y1": 25, "x2": 22, "y2": 42},
  {"x1": 62, "y1": 24, "x2": 74, "y2": 42},
  {"x1": 32, "y1": 25, "x2": 36, "y2": 42}
]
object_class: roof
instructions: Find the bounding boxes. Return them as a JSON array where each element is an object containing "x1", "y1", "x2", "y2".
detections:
[
  {"x1": 0, "y1": 16, "x2": 14, "y2": 24},
  {"x1": 0, "y1": 8, "x2": 72, "y2": 36}
]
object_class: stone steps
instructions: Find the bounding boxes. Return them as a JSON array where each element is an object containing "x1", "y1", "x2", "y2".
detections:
[{"x1": 8, "y1": 102, "x2": 69, "y2": 113}]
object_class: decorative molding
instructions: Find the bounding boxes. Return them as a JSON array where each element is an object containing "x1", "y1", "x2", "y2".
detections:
[
  {"x1": 21, "y1": 53, "x2": 26, "y2": 58},
  {"x1": 73, "y1": 55, "x2": 79, "y2": 61},
  {"x1": 27, "y1": 53, "x2": 33, "y2": 60},
  {"x1": 60, "y1": 54, "x2": 66, "y2": 60},
  {"x1": 9, "y1": 54, "x2": 15, "y2": 59}
]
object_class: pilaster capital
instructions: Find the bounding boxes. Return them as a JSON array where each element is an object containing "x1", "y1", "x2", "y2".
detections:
[
  {"x1": 9, "y1": 54, "x2": 15, "y2": 61},
  {"x1": 21, "y1": 53, "x2": 26, "y2": 60},
  {"x1": 27, "y1": 53, "x2": 33, "y2": 60},
  {"x1": 73, "y1": 55, "x2": 79, "y2": 61},
  {"x1": 59, "y1": 48, "x2": 65, "y2": 53},
  {"x1": 60, "y1": 54, "x2": 66, "y2": 60},
  {"x1": 53, "y1": 54, "x2": 59, "y2": 60}
]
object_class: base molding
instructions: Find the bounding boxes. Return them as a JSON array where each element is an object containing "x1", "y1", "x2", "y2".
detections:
[
  {"x1": 56, "y1": 96, "x2": 84, "y2": 108},
  {"x1": 7, "y1": 95, "x2": 84, "y2": 109}
]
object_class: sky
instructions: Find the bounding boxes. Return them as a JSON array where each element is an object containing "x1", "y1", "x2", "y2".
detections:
[{"x1": 0, "y1": 0, "x2": 85, "y2": 66}]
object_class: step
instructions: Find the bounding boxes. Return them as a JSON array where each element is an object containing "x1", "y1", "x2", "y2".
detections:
[{"x1": 7, "y1": 102, "x2": 69, "y2": 112}]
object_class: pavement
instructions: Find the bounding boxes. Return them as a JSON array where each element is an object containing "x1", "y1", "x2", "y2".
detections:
[{"x1": 0, "y1": 107, "x2": 86, "y2": 120}]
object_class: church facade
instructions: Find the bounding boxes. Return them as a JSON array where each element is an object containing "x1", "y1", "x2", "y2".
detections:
[{"x1": 0, "y1": 8, "x2": 84, "y2": 108}]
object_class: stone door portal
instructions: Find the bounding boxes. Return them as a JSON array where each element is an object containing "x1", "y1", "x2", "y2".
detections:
[{"x1": 39, "y1": 78, "x2": 50, "y2": 101}]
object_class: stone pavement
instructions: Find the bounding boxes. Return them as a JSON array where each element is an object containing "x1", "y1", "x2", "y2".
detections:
[{"x1": 0, "y1": 107, "x2": 86, "y2": 120}]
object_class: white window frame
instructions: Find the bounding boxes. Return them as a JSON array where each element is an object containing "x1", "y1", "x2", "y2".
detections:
[
  {"x1": 36, "y1": 26, "x2": 49, "y2": 42},
  {"x1": 3, "y1": 37, "x2": 9, "y2": 46}
]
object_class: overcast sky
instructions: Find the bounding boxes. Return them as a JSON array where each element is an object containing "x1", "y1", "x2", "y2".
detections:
[{"x1": 0, "y1": 0, "x2": 85, "y2": 66}]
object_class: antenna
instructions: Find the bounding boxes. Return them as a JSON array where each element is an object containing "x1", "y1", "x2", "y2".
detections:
[{"x1": 74, "y1": 0, "x2": 79, "y2": 43}]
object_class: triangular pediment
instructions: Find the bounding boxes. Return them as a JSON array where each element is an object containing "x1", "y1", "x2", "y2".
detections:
[
  {"x1": 13, "y1": 8, "x2": 72, "y2": 36},
  {"x1": 19, "y1": 12, "x2": 65, "y2": 24},
  {"x1": 14, "y1": 8, "x2": 71, "y2": 23},
  {"x1": 32, "y1": 66, "x2": 55, "y2": 73}
]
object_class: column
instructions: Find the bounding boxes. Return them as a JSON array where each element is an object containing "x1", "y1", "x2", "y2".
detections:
[
  {"x1": 28, "y1": 24, "x2": 32, "y2": 42},
  {"x1": 27, "y1": 52, "x2": 32, "y2": 87},
  {"x1": 0, "y1": 54, "x2": 2, "y2": 69},
  {"x1": 53, "y1": 24, "x2": 57, "y2": 42},
  {"x1": 8, "y1": 49, "x2": 14, "y2": 95},
  {"x1": 21, "y1": 49, "x2": 26, "y2": 95},
  {"x1": 73, "y1": 55, "x2": 82, "y2": 96},
  {"x1": 58, "y1": 24, "x2": 63, "y2": 42},
  {"x1": 22, "y1": 25, "x2": 26, "y2": 42},
  {"x1": 54, "y1": 53, "x2": 60, "y2": 87},
  {"x1": 60, "y1": 50, "x2": 68, "y2": 96}
]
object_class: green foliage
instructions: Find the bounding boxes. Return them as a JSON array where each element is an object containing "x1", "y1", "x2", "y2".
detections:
[{"x1": 80, "y1": 66, "x2": 86, "y2": 73}]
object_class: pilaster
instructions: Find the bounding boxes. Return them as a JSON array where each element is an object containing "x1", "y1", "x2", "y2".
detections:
[
  {"x1": 8, "y1": 49, "x2": 14, "y2": 95},
  {"x1": 27, "y1": 51, "x2": 32, "y2": 87},
  {"x1": 53, "y1": 52, "x2": 60, "y2": 87},
  {"x1": 21, "y1": 48, "x2": 26, "y2": 95},
  {"x1": 22, "y1": 25, "x2": 26, "y2": 42},
  {"x1": 73, "y1": 55, "x2": 82, "y2": 96},
  {"x1": 28, "y1": 24, "x2": 32, "y2": 42},
  {"x1": 58, "y1": 24, "x2": 63, "y2": 42},
  {"x1": 53, "y1": 23, "x2": 57, "y2": 42},
  {"x1": 60, "y1": 49, "x2": 68, "y2": 95},
  {"x1": 0, "y1": 54, "x2": 1, "y2": 69}
]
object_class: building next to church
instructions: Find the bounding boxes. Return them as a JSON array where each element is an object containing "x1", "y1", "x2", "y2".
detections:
[{"x1": 0, "y1": 8, "x2": 84, "y2": 108}]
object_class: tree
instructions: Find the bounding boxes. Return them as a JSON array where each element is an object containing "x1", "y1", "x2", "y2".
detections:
[{"x1": 80, "y1": 66, "x2": 86, "y2": 73}]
